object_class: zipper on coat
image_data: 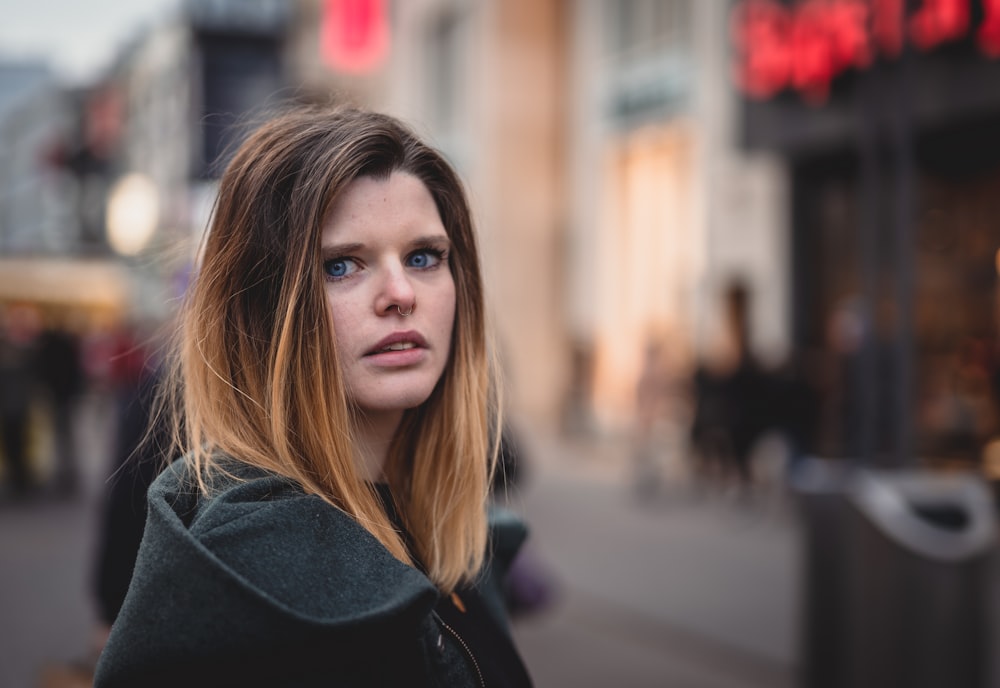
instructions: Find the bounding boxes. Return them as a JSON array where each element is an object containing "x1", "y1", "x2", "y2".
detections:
[{"x1": 433, "y1": 612, "x2": 486, "y2": 688}]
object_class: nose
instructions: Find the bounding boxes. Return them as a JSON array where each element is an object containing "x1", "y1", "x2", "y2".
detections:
[{"x1": 374, "y1": 263, "x2": 416, "y2": 316}]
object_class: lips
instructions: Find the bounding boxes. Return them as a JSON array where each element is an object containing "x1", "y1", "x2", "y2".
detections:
[{"x1": 365, "y1": 330, "x2": 428, "y2": 356}]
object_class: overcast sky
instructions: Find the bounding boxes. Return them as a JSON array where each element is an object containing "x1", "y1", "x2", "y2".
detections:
[{"x1": 0, "y1": 0, "x2": 181, "y2": 85}]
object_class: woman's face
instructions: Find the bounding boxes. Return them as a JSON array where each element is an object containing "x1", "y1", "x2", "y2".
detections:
[{"x1": 321, "y1": 171, "x2": 456, "y2": 422}]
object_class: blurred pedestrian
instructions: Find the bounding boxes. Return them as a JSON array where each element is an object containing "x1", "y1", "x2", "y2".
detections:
[
  {"x1": 95, "y1": 105, "x2": 532, "y2": 687},
  {"x1": 689, "y1": 282, "x2": 775, "y2": 494},
  {"x1": 34, "y1": 317, "x2": 84, "y2": 497},
  {"x1": 0, "y1": 305, "x2": 38, "y2": 498},
  {"x1": 631, "y1": 336, "x2": 671, "y2": 497},
  {"x1": 92, "y1": 350, "x2": 167, "y2": 631}
]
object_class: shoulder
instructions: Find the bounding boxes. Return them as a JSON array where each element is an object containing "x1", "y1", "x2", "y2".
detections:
[
  {"x1": 146, "y1": 458, "x2": 438, "y2": 620},
  {"x1": 96, "y1": 459, "x2": 440, "y2": 687}
]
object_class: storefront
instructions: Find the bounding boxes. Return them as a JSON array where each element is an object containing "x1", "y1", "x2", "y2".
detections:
[
  {"x1": 736, "y1": 0, "x2": 1000, "y2": 467},
  {"x1": 0, "y1": 258, "x2": 129, "y2": 320}
]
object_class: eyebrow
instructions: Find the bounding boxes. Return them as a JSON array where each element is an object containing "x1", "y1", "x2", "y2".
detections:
[
  {"x1": 319, "y1": 242, "x2": 363, "y2": 260},
  {"x1": 319, "y1": 235, "x2": 451, "y2": 259}
]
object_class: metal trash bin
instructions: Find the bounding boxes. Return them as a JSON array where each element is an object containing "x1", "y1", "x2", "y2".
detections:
[{"x1": 794, "y1": 459, "x2": 997, "y2": 688}]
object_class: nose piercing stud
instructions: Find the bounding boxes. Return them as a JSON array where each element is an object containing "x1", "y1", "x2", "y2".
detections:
[{"x1": 397, "y1": 305, "x2": 413, "y2": 317}]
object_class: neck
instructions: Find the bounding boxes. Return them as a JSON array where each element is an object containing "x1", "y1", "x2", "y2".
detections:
[{"x1": 353, "y1": 410, "x2": 403, "y2": 482}]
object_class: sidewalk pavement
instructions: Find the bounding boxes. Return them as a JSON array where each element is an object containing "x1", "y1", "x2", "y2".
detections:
[
  {"x1": 0, "y1": 407, "x2": 109, "y2": 688},
  {"x1": 509, "y1": 429, "x2": 801, "y2": 687}
]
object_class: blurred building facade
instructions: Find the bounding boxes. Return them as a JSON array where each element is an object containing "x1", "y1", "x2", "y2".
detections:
[
  {"x1": 0, "y1": 0, "x2": 300, "y2": 356},
  {"x1": 100, "y1": 0, "x2": 291, "y2": 317},
  {"x1": 13, "y1": 0, "x2": 1000, "y2": 468},
  {"x1": 0, "y1": 61, "x2": 133, "y2": 322},
  {"x1": 0, "y1": 62, "x2": 76, "y2": 255},
  {"x1": 286, "y1": 0, "x2": 789, "y2": 433},
  {"x1": 0, "y1": 0, "x2": 792, "y2": 440}
]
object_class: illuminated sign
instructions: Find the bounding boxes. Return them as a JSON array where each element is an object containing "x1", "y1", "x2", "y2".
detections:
[
  {"x1": 321, "y1": 0, "x2": 390, "y2": 74},
  {"x1": 731, "y1": 0, "x2": 1000, "y2": 104}
]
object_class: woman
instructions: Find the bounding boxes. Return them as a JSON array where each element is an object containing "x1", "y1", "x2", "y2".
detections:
[{"x1": 95, "y1": 105, "x2": 533, "y2": 687}]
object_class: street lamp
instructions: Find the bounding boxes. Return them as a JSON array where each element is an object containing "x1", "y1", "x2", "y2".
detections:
[{"x1": 106, "y1": 173, "x2": 159, "y2": 256}]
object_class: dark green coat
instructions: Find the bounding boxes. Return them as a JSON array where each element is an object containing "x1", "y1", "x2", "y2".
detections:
[{"x1": 94, "y1": 461, "x2": 527, "y2": 687}]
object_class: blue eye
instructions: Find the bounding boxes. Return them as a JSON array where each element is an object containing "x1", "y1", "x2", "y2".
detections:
[
  {"x1": 406, "y1": 249, "x2": 444, "y2": 269},
  {"x1": 323, "y1": 257, "x2": 358, "y2": 280}
]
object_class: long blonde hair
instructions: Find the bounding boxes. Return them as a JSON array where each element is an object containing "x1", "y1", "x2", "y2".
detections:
[{"x1": 165, "y1": 105, "x2": 498, "y2": 591}]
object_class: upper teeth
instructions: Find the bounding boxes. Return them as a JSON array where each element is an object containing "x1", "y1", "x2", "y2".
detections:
[{"x1": 382, "y1": 342, "x2": 416, "y2": 351}]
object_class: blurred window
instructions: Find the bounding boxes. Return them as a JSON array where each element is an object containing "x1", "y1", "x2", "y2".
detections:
[
  {"x1": 602, "y1": 0, "x2": 694, "y2": 127},
  {"x1": 606, "y1": 0, "x2": 691, "y2": 63}
]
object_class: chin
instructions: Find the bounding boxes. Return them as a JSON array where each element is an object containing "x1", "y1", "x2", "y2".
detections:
[{"x1": 357, "y1": 387, "x2": 438, "y2": 415}]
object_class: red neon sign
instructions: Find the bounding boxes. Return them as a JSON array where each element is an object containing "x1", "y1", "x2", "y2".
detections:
[
  {"x1": 871, "y1": 0, "x2": 904, "y2": 56},
  {"x1": 320, "y1": 0, "x2": 389, "y2": 74},
  {"x1": 979, "y1": 0, "x2": 1000, "y2": 56},
  {"x1": 790, "y1": 0, "x2": 872, "y2": 100},
  {"x1": 732, "y1": 0, "x2": 998, "y2": 104},
  {"x1": 909, "y1": 0, "x2": 970, "y2": 51}
]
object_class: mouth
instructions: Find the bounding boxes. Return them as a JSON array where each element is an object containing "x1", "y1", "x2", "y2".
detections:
[
  {"x1": 378, "y1": 341, "x2": 417, "y2": 352},
  {"x1": 366, "y1": 330, "x2": 428, "y2": 356}
]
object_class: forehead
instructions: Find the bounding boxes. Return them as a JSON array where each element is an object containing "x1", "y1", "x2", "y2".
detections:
[{"x1": 322, "y1": 171, "x2": 445, "y2": 242}]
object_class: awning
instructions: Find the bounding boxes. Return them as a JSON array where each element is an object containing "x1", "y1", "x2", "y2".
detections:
[{"x1": 0, "y1": 257, "x2": 130, "y2": 311}]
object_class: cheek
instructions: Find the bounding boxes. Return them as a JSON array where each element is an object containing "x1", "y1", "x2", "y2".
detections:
[{"x1": 326, "y1": 293, "x2": 361, "y2": 348}]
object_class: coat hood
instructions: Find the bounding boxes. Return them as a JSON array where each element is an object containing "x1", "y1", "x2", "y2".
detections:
[{"x1": 95, "y1": 460, "x2": 529, "y2": 687}]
